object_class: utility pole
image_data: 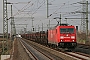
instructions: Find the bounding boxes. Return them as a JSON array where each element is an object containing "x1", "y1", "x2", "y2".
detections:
[
  {"x1": 12, "y1": 19, "x2": 16, "y2": 36},
  {"x1": 11, "y1": 5, "x2": 16, "y2": 40},
  {"x1": 81, "y1": 0, "x2": 86, "y2": 33},
  {"x1": 65, "y1": 18, "x2": 67, "y2": 24},
  {"x1": 42, "y1": 23, "x2": 43, "y2": 31},
  {"x1": 3, "y1": 0, "x2": 8, "y2": 54},
  {"x1": 86, "y1": 1, "x2": 88, "y2": 44},
  {"x1": 47, "y1": 0, "x2": 48, "y2": 18},
  {"x1": 60, "y1": 14, "x2": 61, "y2": 25},
  {"x1": 31, "y1": 17, "x2": 34, "y2": 31},
  {"x1": 11, "y1": 5, "x2": 13, "y2": 40},
  {"x1": 38, "y1": 25, "x2": 39, "y2": 32},
  {"x1": 49, "y1": 20, "x2": 50, "y2": 28},
  {"x1": 32, "y1": 18, "x2": 34, "y2": 28},
  {"x1": 80, "y1": 0, "x2": 89, "y2": 44}
]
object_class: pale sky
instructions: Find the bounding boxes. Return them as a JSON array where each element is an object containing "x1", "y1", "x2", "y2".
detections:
[{"x1": 0, "y1": 0, "x2": 90, "y2": 33}]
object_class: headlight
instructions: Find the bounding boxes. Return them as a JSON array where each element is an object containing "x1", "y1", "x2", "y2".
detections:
[
  {"x1": 71, "y1": 36, "x2": 75, "y2": 39},
  {"x1": 72, "y1": 40, "x2": 75, "y2": 42},
  {"x1": 61, "y1": 40, "x2": 63, "y2": 42},
  {"x1": 60, "y1": 36, "x2": 64, "y2": 39}
]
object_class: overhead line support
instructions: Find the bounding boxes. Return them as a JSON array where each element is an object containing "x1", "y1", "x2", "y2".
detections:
[{"x1": 3, "y1": 0, "x2": 8, "y2": 54}]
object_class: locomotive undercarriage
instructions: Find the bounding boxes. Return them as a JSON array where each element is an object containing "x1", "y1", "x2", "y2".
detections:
[{"x1": 58, "y1": 42, "x2": 77, "y2": 48}]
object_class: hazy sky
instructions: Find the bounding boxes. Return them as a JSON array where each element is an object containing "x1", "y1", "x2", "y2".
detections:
[{"x1": 0, "y1": 0, "x2": 90, "y2": 33}]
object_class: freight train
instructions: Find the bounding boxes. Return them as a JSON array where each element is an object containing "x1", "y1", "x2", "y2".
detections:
[{"x1": 21, "y1": 24, "x2": 77, "y2": 49}]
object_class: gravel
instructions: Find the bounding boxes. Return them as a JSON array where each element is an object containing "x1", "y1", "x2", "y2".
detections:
[{"x1": 13, "y1": 38, "x2": 30, "y2": 60}]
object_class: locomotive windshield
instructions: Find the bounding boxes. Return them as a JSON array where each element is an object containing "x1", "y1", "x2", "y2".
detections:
[{"x1": 60, "y1": 28, "x2": 74, "y2": 33}]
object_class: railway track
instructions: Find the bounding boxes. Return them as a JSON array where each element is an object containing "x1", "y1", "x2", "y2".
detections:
[
  {"x1": 19, "y1": 38, "x2": 56, "y2": 60},
  {"x1": 66, "y1": 52, "x2": 90, "y2": 60},
  {"x1": 74, "y1": 43, "x2": 90, "y2": 55},
  {"x1": 20, "y1": 38, "x2": 90, "y2": 60}
]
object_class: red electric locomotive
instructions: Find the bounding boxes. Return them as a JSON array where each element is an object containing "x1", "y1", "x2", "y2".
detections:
[{"x1": 48, "y1": 24, "x2": 77, "y2": 48}]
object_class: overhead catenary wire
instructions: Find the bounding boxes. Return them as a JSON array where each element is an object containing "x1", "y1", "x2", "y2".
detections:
[
  {"x1": 31, "y1": 0, "x2": 46, "y2": 16},
  {"x1": 12, "y1": 1, "x2": 37, "y2": 21},
  {"x1": 13, "y1": 0, "x2": 39, "y2": 17},
  {"x1": 12, "y1": 0, "x2": 41, "y2": 20},
  {"x1": 48, "y1": 2, "x2": 81, "y2": 17},
  {"x1": 61, "y1": 6, "x2": 82, "y2": 16},
  {"x1": 13, "y1": 1, "x2": 31, "y2": 16},
  {"x1": 29, "y1": 0, "x2": 57, "y2": 17},
  {"x1": 10, "y1": 1, "x2": 31, "y2": 16},
  {"x1": 8, "y1": 0, "x2": 90, "y2": 32},
  {"x1": 41, "y1": 0, "x2": 84, "y2": 27},
  {"x1": 13, "y1": 0, "x2": 78, "y2": 20}
]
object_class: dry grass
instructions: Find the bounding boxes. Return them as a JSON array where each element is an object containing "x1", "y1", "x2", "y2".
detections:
[
  {"x1": 77, "y1": 32, "x2": 90, "y2": 45},
  {"x1": 0, "y1": 38, "x2": 13, "y2": 54}
]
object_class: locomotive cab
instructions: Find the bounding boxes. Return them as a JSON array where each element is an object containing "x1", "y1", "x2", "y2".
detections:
[
  {"x1": 58, "y1": 26, "x2": 77, "y2": 48},
  {"x1": 48, "y1": 24, "x2": 77, "y2": 48}
]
